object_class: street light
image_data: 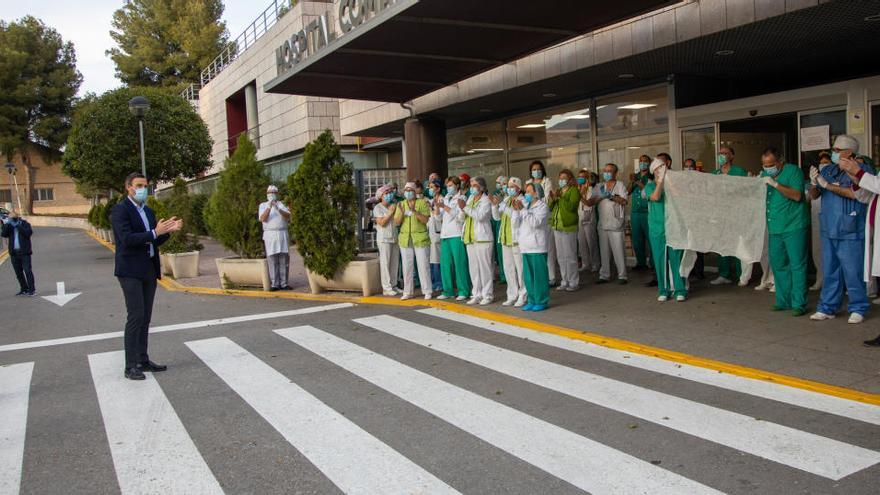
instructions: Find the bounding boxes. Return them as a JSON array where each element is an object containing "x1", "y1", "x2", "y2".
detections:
[
  {"x1": 128, "y1": 96, "x2": 150, "y2": 179},
  {"x1": 5, "y1": 162, "x2": 23, "y2": 213}
]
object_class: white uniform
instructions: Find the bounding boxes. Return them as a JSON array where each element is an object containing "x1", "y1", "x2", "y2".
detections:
[
  {"x1": 460, "y1": 194, "x2": 494, "y2": 302},
  {"x1": 528, "y1": 176, "x2": 558, "y2": 283},
  {"x1": 438, "y1": 193, "x2": 465, "y2": 239},
  {"x1": 427, "y1": 214, "x2": 441, "y2": 264},
  {"x1": 577, "y1": 186, "x2": 601, "y2": 272},
  {"x1": 592, "y1": 181, "x2": 628, "y2": 281},
  {"x1": 493, "y1": 196, "x2": 526, "y2": 305},
  {"x1": 258, "y1": 201, "x2": 291, "y2": 289},
  {"x1": 372, "y1": 203, "x2": 399, "y2": 294}
]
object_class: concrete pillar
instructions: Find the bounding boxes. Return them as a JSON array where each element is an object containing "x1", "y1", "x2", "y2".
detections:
[
  {"x1": 403, "y1": 118, "x2": 447, "y2": 181},
  {"x1": 244, "y1": 83, "x2": 260, "y2": 148}
]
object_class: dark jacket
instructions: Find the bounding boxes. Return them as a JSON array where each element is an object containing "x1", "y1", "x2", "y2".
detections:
[
  {"x1": 1, "y1": 219, "x2": 33, "y2": 255},
  {"x1": 111, "y1": 197, "x2": 169, "y2": 279}
]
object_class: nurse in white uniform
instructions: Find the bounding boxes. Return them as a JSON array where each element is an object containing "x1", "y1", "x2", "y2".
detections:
[
  {"x1": 258, "y1": 185, "x2": 291, "y2": 291},
  {"x1": 460, "y1": 176, "x2": 494, "y2": 305},
  {"x1": 587, "y1": 163, "x2": 628, "y2": 283}
]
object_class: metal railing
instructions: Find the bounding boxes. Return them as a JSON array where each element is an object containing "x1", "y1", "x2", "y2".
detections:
[{"x1": 181, "y1": 0, "x2": 297, "y2": 101}]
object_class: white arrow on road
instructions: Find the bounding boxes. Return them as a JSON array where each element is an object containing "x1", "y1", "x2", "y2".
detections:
[{"x1": 42, "y1": 282, "x2": 81, "y2": 307}]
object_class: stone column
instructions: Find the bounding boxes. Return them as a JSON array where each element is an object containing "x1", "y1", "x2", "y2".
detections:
[
  {"x1": 244, "y1": 83, "x2": 260, "y2": 148},
  {"x1": 403, "y1": 118, "x2": 447, "y2": 181}
]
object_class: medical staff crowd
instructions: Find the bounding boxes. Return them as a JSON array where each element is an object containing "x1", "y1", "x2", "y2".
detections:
[{"x1": 370, "y1": 134, "x2": 880, "y2": 347}]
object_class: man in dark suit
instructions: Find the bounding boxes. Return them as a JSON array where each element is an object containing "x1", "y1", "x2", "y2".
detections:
[
  {"x1": 1, "y1": 211, "x2": 36, "y2": 296},
  {"x1": 112, "y1": 172, "x2": 182, "y2": 380}
]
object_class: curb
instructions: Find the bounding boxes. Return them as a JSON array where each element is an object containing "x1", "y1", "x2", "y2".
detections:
[{"x1": 84, "y1": 231, "x2": 880, "y2": 406}]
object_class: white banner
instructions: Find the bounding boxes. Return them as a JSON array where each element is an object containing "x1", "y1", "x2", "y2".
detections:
[{"x1": 663, "y1": 170, "x2": 767, "y2": 268}]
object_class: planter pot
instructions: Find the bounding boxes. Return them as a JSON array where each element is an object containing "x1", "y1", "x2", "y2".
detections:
[
  {"x1": 305, "y1": 256, "x2": 380, "y2": 297},
  {"x1": 215, "y1": 257, "x2": 270, "y2": 291},
  {"x1": 166, "y1": 251, "x2": 200, "y2": 279},
  {"x1": 101, "y1": 229, "x2": 109, "y2": 242},
  {"x1": 159, "y1": 254, "x2": 174, "y2": 276},
  {"x1": 107, "y1": 230, "x2": 114, "y2": 245}
]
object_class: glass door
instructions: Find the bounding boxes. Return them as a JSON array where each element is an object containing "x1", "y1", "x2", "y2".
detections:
[
  {"x1": 798, "y1": 107, "x2": 846, "y2": 169},
  {"x1": 681, "y1": 124, "x2": 718, "y2": 172}
]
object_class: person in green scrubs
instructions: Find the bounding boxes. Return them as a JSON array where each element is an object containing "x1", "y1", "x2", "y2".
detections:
[
  {"x1": 512, "y1": 182, "x2": 550, "y2": 311},
  {"x1": 646, "y1": 159, "x2": 688, "y2": 302},
  {"x1": 760, "y1": 147, "x2": 810, "y2": 316},
  {"x1": 628, "y1": 155, "x2": 653, "y2": 271},
  {"x1": 711, "y1": 146, "x2": 749, "y2": 285}
]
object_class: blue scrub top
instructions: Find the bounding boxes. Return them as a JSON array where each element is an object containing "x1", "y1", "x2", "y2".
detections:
[{"x1": 818, "y1": 163, "x2": 872, "y2": 240}]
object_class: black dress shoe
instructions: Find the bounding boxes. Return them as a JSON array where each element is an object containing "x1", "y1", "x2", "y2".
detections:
[
  {"x1": 138, "y1": 360, "x2": 167, "y2": 372},
  {"x1": 863, "y1": 335, "x2": 880, "y2": 347},
  {"x1": 125, "y1": 367, "x2": 146, "y2": 380},
  {"x1": 281, "y1": 285, "x2": 293, "y2": 291},
  {"x1": 14, "y1": 291, "x2": 26, "y2": 296}
]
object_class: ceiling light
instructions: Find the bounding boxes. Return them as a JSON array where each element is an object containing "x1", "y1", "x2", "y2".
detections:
[
  {"x1": 865, "y1": 13, "x2": 880, "y2": 21},
  {"x1": 715, "y1": 49, "x2": 735, "y2": 56},
  {"x1": 467, "y1": 148, "x2": 504, "y2": 153},
  {"x1": 565, "y1": 114, "x2": 590, "y2": 120},
  {"x1": 627, "y1": 146, "x2": 641, "y2": 149},
  {"x1": 542, "y1": 93, "x2": 557, "y2": 98},
  {"x1": 607, "y1": 148, "x2": 617, "y2": 152},
  {"x1": 618, "y1": 103, "x2": 657, "y2": 110},
  {"x1": 618, "y1": 73, "x2": 635, "y2": 79},
  {"x1": 516, "y1": 124, "x2": 546, "y2": 129}
]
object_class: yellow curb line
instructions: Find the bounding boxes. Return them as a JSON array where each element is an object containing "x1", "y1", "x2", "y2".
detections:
[
  {"x1": 84, "y1": 231, "x2": 880, "y2": 406},
  {"x1": 0, "y1": 250, "x2": 8, "y2": 266}
]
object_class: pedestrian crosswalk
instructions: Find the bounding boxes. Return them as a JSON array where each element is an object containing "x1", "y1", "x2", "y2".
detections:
[{"x1": 2, "y1": 309, "x2": 879, "y2": 494}]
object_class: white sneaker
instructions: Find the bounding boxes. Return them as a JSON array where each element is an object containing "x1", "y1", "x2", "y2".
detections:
[
  {"x1": 848, "y1": 313, "x2": 865, "y2": 324},
  {"x1": 738, "y1": 280, "x2": 749, "y2": 287},
  {"x1": 436, "y1": 294, "x2": 450, "y2": 300},
  {"x1": 873, "y1": 298, "x2": 880, "y2": 305},
  {"x1": 383, "y1": 289, "x2": 399, "y2": 296},
  {"x1": 769, "y1": 285, "x2": 776, "y2": 293},
  {"x1": 754, "y1": 283, "x2": 769, "y2": 291},
  {"x1": 810, "y1": 311, "x2": 835, "y2": 321},
  {"x1": 555, "y1": 284, "x2": 568, "y2": 291},
  {"x1": 676, "y1": 295, "x2": 687, "y2": 302},
  {"x1": 400, "y1": 294, "x2": 412, "y2": 301},
  {"x1": 466, "y1": 297, "x2": 480, "y2": 305},
  {"x1": 423, "y1": 293, "x2": 433, "y2": 300},
  {"x1": 657, "y1": 295, "x2": 668, "y2": 302},
  {"x1": 502, "y1": 299, "x2": 515, "y2": 306},
  {"x1": 710, "y1": 277, "x2": 732, "y2": 286},
  {"x1": 514, "y1": 297, "x2": 526, "y2": 307},
  {"x1": 565, "y1": 285, "x2": 578, "y2": 292},
  {"x1": 809, "y1": 283, "x2": 822, "y2": 292},
  {"x1": 480, "y1": 298, "x2": 493, "y2": 306},
  {"x1": 455, "y1": 295, "x2": 468, "y2": 301}
]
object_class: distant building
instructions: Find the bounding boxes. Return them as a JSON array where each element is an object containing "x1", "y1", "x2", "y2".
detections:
[{"x1": 1, "y1": 145, "x2": 92, "y2": 216}]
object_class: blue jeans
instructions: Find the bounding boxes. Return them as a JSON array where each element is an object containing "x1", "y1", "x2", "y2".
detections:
[
  {"x1": 817, "y1": 236, "x2": 868, "y2": 316},
  {"x1": 430, "y1": 263, "x2": 442, "y2": 291}
]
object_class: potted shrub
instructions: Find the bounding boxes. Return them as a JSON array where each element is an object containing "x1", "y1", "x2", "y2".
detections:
[
  {"x1": 289, "y1": 130, "x2": 380, "y2": 296},
  {"x1": 158, "y1": 179, "x2": 203, "y2": 278},
  {"x1": 204, "y1": 135, "x2": 272, "y2": 290},
  {"x1": 102, "y1": 195, "x2": 121, "y2": 243},
  {"x1": 87, "y1": 204, "x2": 100, "y2": 234}
]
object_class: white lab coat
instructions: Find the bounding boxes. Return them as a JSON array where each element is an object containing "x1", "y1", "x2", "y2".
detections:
[
  {"x1": 258, "y1": 201, "x2": 290, "y2": 256},
  {"x1": 459, "y1": 194, "x2": 493, "y2": 242},
  {"x1": 427, "y1": 214, "x2": 442, "y2": 264},
  {"x1": 592, "y1": 181, "x2": 628, "y2": 231},
  {"x1": 437, "y1": 193, "x2": 465, "y2": 239},
  {"x1": 514, "y1": 199, "x2": 549, "y2": 254},
  {"x1": 854, "y1": 172, "x2": 880, "y2": 282}
]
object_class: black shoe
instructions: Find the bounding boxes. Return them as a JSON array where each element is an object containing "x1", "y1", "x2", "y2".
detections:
[
  {"x1": 269, "y1": 287, "x2": 279, "y2": 292},
  {"x1": 645, "y1": 280, "x2": 658, "y2": 287},
  {"x1": 633, "y1": 265, "x2": 648, "y2": 272},
  {"x1": 124, "y1": 367, "x2": 146, "y2": 380},
  {"x1": 14, "y1": 290, "x2": 26, "y2": 296},
  {"x1": 24, "y1": 291, "x2": 35, "y2": 297},
  {"x1": 138, "y1": 360, "x2": 167, "y2": 372},
  {"x1": 281, "y1": 285, "x2": 293, "y2": 291},
  {"x1": 863, "y1": 335, "x2": 880, "y2": 347},
  {"x1": 596, "y1": 278, "x2": 609, "y2": 285}
]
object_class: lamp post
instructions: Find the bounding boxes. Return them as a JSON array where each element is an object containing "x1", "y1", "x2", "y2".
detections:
[
  {"x1": 5, "y1": 162, "x2": 23, "y2": 213},
  {"x1": 128, "y1": 96, "x2": 150, "y2": 179}
]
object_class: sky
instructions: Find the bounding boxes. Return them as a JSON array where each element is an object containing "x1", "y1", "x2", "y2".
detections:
[{"x1": 0, "y1": 0, "x2": 258, "y2": 96}]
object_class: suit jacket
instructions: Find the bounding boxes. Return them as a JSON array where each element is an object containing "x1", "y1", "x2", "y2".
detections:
[
  {"x1": 111, "y1": 197, "x2": 169, "y2": 279},
  {"x1": 1, "y1": 219, "x2": 33, "y2": 255}
]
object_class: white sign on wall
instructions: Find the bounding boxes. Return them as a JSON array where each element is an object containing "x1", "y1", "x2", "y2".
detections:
[{"x1": 800, "y1": 125, "x2": 830, "y2": 152}]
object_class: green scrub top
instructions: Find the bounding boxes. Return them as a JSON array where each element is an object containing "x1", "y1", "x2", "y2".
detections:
[
  {"x1": 712, "y1": 164, "x2": 748, "y2": 177},
  {"x1": 630, "y1": 173, "x2": 652, "y2": 213},
  {"x1": 761, "y1": 164, "x2": 809, "y2": 235},
  {"x1": 395, "y1": 199, "x2": 431, "y2": 248},
  {"x1": 644, "y1": 181, "x2": 666, "y2": 234}
]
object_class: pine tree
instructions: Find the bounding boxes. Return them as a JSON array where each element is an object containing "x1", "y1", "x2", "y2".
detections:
[{"x1": 108, "y1": 0, "x2": 229, "y2": 88}]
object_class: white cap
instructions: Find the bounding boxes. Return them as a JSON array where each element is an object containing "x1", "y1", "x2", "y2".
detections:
[
  {"x1": 267, "y1": 185, "x2": 279, "y2": 193},
  {"x1": 833, "y1": 134, "x2": 859, "y2": 153},
  {"x1": 649, "y1": 158, "x2": 666, "y2": 175},
  {"x1": 507, "y1": 177, "x2": 522, "y2": 189}
]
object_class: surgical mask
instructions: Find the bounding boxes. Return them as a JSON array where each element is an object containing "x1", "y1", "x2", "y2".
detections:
[
  {"x1": 764, "y1": 166, "x2": 779, "y2": 177},
  {"x1": 576, "y1": 177, "x2": 586, "y2": 185},
  {"x1": 558, "y1": 178, "x2": 568, "y2": 188},
  {"x1": 717, "y1": 154, "x2": 728, "y2": 166},
  {"x1": 383, "y1": 193, "x2": 394, "y2": 204},
  {"x1": 831, "y1": 151, "x2": 841, "y2": 164},
  {"x1": 267, "y1": 194, "x2": 277, "y2": 202},
  {"x1": 446, "y1": 185, "x2": 455, "y2": 195},
  {"x1": 639, "y1": 161, "x2": 649, "y2": 171},
  {"x1": 507, "y1": 187, "x2": 518, "y2": 196},
  {"x1": 523, "y1": 193, "x2": 533, "y2": 203},
  {"x1": 531, "y1": 170, "x2": 542, "y2": 179},
  {"x1": 404, "y1": 191, "x2": 415, "y2": 200},
  {"x1": 469, "y1": 187, "x2": 479, "y2": 196},
  {"x1": 602, "y1": 172, "x2": 613, "y2": 182},
  {"x1": 133, "y1": 187, "x2": 148, "y2": 203},
  {"x1": 426, "y1": 189, "x2": 435, "y2": 198}
]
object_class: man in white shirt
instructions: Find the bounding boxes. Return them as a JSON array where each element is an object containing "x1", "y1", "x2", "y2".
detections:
[
  {"x1": 258, "y1": 185, "x2": 291, "y2": 291},
  {"x1": 587, "y1": 163, "x2": 629, "y2": 283}
]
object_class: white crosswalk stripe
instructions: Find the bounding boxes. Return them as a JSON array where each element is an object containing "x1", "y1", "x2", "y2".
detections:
[
  {"x1": 186, "y1": 337, "x2": 460, "y2": 495},
  {"x1": 356, "y1": 314, "x2": 880, "y2": 480},
  {"x1": 419, "y1": 308, "x2": 880, "y2": 426},
  {"x1": 88, "y1": 351, "x2": 224, "y2": 495},
  {"x1": 0, "y1": 362, "x2": 33, "y2": 495},
  {"x1": 275, "y1": 325, "x2": 725, "y2": 495}
]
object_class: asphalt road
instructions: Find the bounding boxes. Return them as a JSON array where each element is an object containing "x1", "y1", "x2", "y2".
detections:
[{"x1": 1, "y1": 228, "x2": 879, "y2": 494}]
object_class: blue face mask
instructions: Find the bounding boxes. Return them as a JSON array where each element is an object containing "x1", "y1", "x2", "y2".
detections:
[
  {"x1": 717, "y1": 154, "x2": 728, "y2": 166},
  {"x1": 558, "y1": 178, "x2": 568, "y2": 188},
  {"x1": 133, "y1": 187, "x2": 148, "y2": 203},
  {"x1": 404, "y1": 191, "x2": 415, "y2": 200},
  {"x1": 523, "y1": 194, "x2": 533, "y2": 203},
  {"x1": 577, "y1": 177, "x2": 586, "y2": 185},
  {"x1": 426, "y1": 189, "x2": 435, "y2": 198},
  {"x1": 602, "y1": 172, "x2": 613, "y2": 182},
  {"x1": 531, "y1": 170, "x2": 542, "y2": 179},
  {"x1": 383, "y1": 193, "x2": 395, "y2": 204},
  {"x1": 831, "y1": 151, "x2": 841, "y2": 164},
  {"x1": 764, "y1": 166, "x2": 779, "y2": 177},
  {"x1": 469, "y1": 187, "x2": 479, "y2": 196},
  {"x1": 507, "y1": 187, "x2": 518, "y2": 196},
  {"x1": 639, "y1": 161, "x2": 649, "y2": 171}
]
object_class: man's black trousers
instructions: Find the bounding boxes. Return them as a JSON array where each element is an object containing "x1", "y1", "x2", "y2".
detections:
[
  {"x1": 117, "y1": 261, "x2": 157, "y2": 369},
  {"x1": 10, "y1": 251, "x2": 35, "y2": 293}
]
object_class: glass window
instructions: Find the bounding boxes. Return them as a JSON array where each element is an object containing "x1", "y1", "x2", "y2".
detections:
[
  {"x1": 447, "y1": 121, "x2": 505, "y2": 158},
  {"x1": 682, "y1": 126, "x2": 716, "y2": 172},
  {"x1": 35, "y1": 188, "x2": 54, "y2": 201},
  {"x1": 0, "y1": 189, "x2": 11, "y2": 203},
  {"x1": 597, "y1": 133, "x2": 670, "y2": 178},
  {"x1": 447, "y1": 152, "x2": 506, "y2": 187},
  {"x1": 596, "y1": 87, "x2": 668, "y2": 137},
  {"x1": 508, "y1": 143, "x2": 592, "y2": 183},
  {"x1": 800, "y1": 109, "x2": 846, "y2": 168},
  {"x1": 507, "y1": 103, "x2": 591, "y2": 149}
]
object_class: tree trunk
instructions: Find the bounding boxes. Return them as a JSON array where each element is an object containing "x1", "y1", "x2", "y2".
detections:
[{"x1": 21, "y1": 149, "x2": 34, "y2": 215}]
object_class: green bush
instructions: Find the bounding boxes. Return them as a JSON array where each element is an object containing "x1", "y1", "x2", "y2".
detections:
[
  {"x1": 288, "y1": 130, "x2": 357, "y2": 279},
  {"x1": 87, "y1": 204, "x2": 99, "y2": 226},
  {"x1": 91, "y1": 203, "x2": 105, "y2": 228},
  {"x1": 159, "y1": 178, "x2": 203, "y2": 254},
  {"x1": 190, "y1": 193, "x2": 209, "y2": 236},
  {"x1": 102, "y1": 195, "x2": 121, "y2": 229},
  {"x1": 204, "y1": 134, "x2": 270, "y2": 259}
]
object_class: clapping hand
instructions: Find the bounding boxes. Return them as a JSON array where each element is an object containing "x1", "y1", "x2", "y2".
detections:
[
  {"x1": 457, "y1": 198, "x2": 466, "y2": 209},
  {"x1": 809, "y1": 166, "x2": 819, "y2": 185},
  {"x1": 839, "y1": 156, "x2": 861, "y2": 175},
  {"x1": 155, "y1": 216, "x2": 183, "y2": 235}
]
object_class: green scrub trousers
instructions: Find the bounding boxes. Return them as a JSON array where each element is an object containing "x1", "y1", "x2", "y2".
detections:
[
  {"x1": 631, "y1": 211, "x2": 650, "y2": 268},
  {"x1": 649, "y1": 233, "x2": 687, "y2": 297},
  {"x1": 718, "y1": 255, "x2": 741, "y2": 281},
  {"x1": 440, "y1": 237, "x2": 471, "y2": 297},
  {"x1": 522, "y1": 253, "x2": 550, "y2": 306},
  {"x1": 769, "y1": 228, "x2": 808, "y2": 311}
]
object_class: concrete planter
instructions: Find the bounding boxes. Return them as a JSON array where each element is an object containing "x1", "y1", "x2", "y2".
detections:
[
  {"x1": 215, "y1": 257, "x2": 270, "y2": 291},
  {"x1": 159, "y1": 254, "x2": 174, "y2": 276},
  {"x1": 305, "y1": 256, "x2": 380, "y2": 297},
  {"x1": 166, "y1": 251, "x2": 200, "y2": 279}
]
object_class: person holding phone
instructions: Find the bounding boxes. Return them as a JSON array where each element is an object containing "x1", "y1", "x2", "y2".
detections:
[{"x1": 588, "y1": 163, "x2": 628, "y2": 284}]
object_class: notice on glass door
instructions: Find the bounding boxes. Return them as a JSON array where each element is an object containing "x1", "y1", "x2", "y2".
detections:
[{"x1": 800, "y1": 125, "x2": 830, "y2": 152}]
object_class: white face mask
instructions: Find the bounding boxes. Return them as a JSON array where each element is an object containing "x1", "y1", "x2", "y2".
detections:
[{"x1": 267, "y1": 194, "x2": 277, "y2": 202}]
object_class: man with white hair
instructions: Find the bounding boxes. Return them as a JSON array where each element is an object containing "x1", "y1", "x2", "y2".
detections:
[
  {"x1": 258, "y1": 185, "x2": 291, "y2": 291},
  {"x1": 808, "y1": 135, "x2": 872, "y2": 323}
]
